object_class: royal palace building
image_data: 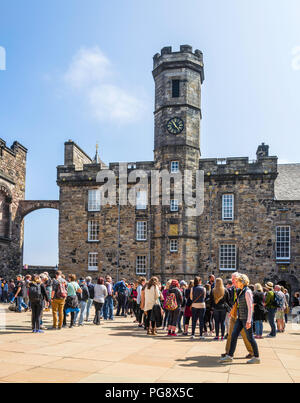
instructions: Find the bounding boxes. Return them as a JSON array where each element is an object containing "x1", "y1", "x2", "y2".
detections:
[{"x1": 1, "y1": 45, "x2": 300, "y2": 294}]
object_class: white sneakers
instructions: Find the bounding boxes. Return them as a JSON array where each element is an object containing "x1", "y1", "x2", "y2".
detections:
[{"x1": 219, "y1": 355, "x2": 260, "y2": 364}]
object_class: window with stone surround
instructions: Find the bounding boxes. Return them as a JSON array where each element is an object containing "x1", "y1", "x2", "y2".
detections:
[
  {"x1": 136, "y1": 256, "x2": 147, "y2": 275},
  {"x1": 136, "y1": 190, "x2": 147, "y2": 210},
  {"x1": 0, "y1": 191, "x2": 10, "y2": 238},
  {"x1": 170, "y1": 161, "x2": 179, "y2": 173},
  {"x1": 88, "y1": 189, "x2": 101, "y2": 211},
  {"x1": 88, "y1": 220, "x2": 100, "y2": 242},
  {"x1": 222, "y1": 194, "x2": 234, "y2": 221},
  {"x1": 219, "y1": 244, "x2": 236, "y2": 271},
  {"x1": 136, "y1": 221, "x2": 147, "y2": 241},
  {"x1": 88, "y1": 252, "x2": 98, "y2": 271},
  {"x1": 170, "y1": 239, "x2": 178, "y2": 253},
  {"x1": 276, "y1": 226, "x2": 290, "y2": 260},
  {"x1": 170, "y1": 199, "x2": 179, "y2": 212}
]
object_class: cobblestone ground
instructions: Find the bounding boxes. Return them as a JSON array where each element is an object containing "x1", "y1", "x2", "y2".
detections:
[{"x1": 0, "y1": 306, "x2": 300, "y2": 383}]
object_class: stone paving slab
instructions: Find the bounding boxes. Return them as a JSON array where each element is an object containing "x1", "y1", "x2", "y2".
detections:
[{"x1": 0, "y1": 306, "x2": 299, "y2": 383}]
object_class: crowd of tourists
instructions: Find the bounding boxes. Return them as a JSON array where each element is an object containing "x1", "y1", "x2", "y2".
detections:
[{"x1": 1, "y1": 271, "x2": 300, "y2": 365}]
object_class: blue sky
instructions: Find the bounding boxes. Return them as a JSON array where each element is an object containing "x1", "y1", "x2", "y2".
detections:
[{"x1": 1, "y1": 0, "x2": 300, "y2": 266}]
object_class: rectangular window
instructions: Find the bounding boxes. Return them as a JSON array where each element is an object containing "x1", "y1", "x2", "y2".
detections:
[
  {"x1": 222, "y1": 194, "x2": 234, "y2": 221},
  {"x1": 88, "y1": 252, "x2": 98, "y2": 271},
  {"x1": 170, "y1": 199, "x2": 179, "y2": 212},
  {"x1": 172, "y1": 80, "x2": 180, "y2": 98},
  {"x1": 136, "y1": 190, "x2": 147, "y2": 210},
  {"x1": 276, "y1": 226, "x2": 290, "y2": 260},
  {"x1": 88, "y1": 189, "x2": 101, "y2": 211},
  {"x1": 136, "y1": 256, "x2": 147, "y2": 275},
  {"x1": 136, "y1": 221, "x2": 147, "y2": 241},
  {"x1": 170, "y1": 161, "x2": 179, "y2": 173},
  {"x1": 220, "y1": 244, "x2": 236, "y2": 271},
  {"x1": 170, "y1": 239, "x2": 178, "y2": 253},
  {"x1": 88, "y1": 220, "x2": 100, "y2": 242}
]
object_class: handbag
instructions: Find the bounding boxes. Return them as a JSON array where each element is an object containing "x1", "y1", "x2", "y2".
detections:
[{"x1": 189, "y1": 287, "x2": 204, "y2": 307}]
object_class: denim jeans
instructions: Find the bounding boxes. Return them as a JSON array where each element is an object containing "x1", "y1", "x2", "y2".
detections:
[
  {"x1": 255, "y1": 320, "x2": 263, "y2": 336},
  {"x1": 93, "y1": 302, "x2": 104, "y2": 324},
  {"x1": 177, "y1": 310, "x2": 184, "y2": 331},
  {"x1": 77, "y1": 300, "x2": 87, "y2": 325},
  {"x1": 163, "y1": 309, "x2": 169, "y2": 328},
  {"x1": 31, "y1": 302, "x2": 43, "y2": 330},
  {"x1": 103, "y1": 295, "x2": 114, "y2": 320},
  {"x1": 267, "y1": 308, "x2": 277, "y2": 337},
  {"x1": 85, "y1": 298, "x2": 93, "y2": 321},
  {"x1": 17, "y1": 297, "x2": 28, "y2": 312},
  {"x1": 116, "y1": 293, "x2": 127, "y2": 316},
  {"x1": 191, "y1": 307, "x2": 206, "y2": 336},
  {"x1": 213, "y1": 309, "x2": 226, "y2": 337},
  {"x1": 228, "y1": 318, "x2": 259, "y2": 358}
]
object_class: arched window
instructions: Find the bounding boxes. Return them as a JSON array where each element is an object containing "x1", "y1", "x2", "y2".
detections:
[{"x1": 0, "y1": 190, "x2": 10, "y2": 238}]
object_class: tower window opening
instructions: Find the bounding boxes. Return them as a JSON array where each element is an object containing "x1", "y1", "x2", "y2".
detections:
[{"x1": 172, "y1": 80, "x2": 180, "y2": 98}]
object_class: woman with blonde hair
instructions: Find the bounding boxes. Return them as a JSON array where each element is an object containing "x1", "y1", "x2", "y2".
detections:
[
  {"x1": 253, "y1": 283, "x2": 265, "y2": 339},
  {"x1": 219, "y1": 274, "x2": 260, "y2": 364},
  {"x1": 210, "y1": 278, "x2": 230, "y2": 340}
]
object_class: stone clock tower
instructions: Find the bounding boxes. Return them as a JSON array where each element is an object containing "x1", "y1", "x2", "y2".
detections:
[
  {"x1": 151, "y1": 45, "x2": 205, "y2": 280},
  {"x1": 153, "y1": 45, "x2": 204, "y2": 171}
]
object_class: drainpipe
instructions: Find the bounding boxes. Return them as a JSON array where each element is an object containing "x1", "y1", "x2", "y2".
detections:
[{"x1": 117, "y1": 202, "x2": 120, "y2": 282}]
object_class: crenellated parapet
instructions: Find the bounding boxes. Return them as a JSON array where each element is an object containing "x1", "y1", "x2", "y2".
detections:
[
  {"x1": 153, "y1": 45, "x2": 204, "y2": 83},
  {"x1": 199, "y1": 155, "x2": 278, "y2": 180}
]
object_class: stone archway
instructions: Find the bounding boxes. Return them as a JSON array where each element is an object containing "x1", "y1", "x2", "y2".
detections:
[
  {"x1": 269, "y1": 273, "x2": 300, "y2": 298},
  {"x1": 17, "y1": 200, "x2": 60, "y2": 272},
  {"x1": 18, "y1": 200, "x2": 60, "y2": 219}
]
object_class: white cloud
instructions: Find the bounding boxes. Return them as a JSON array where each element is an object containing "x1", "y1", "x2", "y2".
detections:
[
  {"x1": 63, "y1": 46, "x2": 147, "y2": 124},
  {"x1": 88, "y1": 84, "x2": 144, "y2": 122},
  {"x1": 64, "y1": 46, "x2": 110, "y2": 89}
]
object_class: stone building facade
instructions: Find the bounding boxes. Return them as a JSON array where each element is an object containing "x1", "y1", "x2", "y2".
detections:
[
  {"x1": 0, "y1": 140, "x2": 59, "y2": 278},
  {"x1": 1, "y1": 45, "x2": 300, "y2": 295},
  {"x1": 0, "y1": 140, "x2": 27, "y2": 277},
  {"x1": 57, "y1": 45, "x2": 300, "y2": 295}
]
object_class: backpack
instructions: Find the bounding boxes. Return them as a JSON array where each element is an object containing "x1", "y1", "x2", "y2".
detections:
[
  {"x1": 165, "y1": 291, "x2": 178, "y2": 311},
  {"x1": 29, "y1": 283, "x2": 42, "y2": 303},
  {"x1": 274, "y1": 291, "x2": 284, "y2": 309},
  {"x1": 56, "y1": 280, "x2": 67, "y2": 299}
]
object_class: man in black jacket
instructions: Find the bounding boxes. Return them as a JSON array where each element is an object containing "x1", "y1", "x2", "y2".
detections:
[{"x1": 85, "y1": 276, "x2": 95, "y2": 322}]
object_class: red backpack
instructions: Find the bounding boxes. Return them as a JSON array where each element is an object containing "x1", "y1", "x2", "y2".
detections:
[{"x1": 56, "y1": 280, "x2": 67, "y2": 299}]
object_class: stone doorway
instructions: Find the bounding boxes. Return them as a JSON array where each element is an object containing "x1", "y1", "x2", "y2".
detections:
[{"x1": 277, "y1": 280, "x2": 291, "y2": 297}]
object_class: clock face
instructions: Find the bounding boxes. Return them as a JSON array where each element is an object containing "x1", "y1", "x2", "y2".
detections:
[{"x1": 167, "y1": 117, "x2": 184, "y2": 135}]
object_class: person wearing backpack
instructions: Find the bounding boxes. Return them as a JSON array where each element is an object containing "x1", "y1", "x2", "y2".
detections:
[
  {"x1": 264, "y1": 282, "x2": 277, "y2": 338},
  {"x1": 190, "y1": 276, "x2": 206, "y2": 340},
  {"x1": 76, "y1": 278, "x2": 90, "y2": 326},
  {"x1": 29, "y1": 275, "x2": 49, "y2": 333},
  {"x1": 274, "y1": 285, "x2": 286, "y2": 333},
  {"x1": 85, "y1": 276, "x2": 95, "y2": 322},
  {"x1": 166, "y1": 280, "x2": 183, "y2": 337},
  {"x1": 114, "y1": 279, "x2": 128, "y2": 317},
  {"x1": 51, "y1": 271, "x2": 67, "y2": 330}
]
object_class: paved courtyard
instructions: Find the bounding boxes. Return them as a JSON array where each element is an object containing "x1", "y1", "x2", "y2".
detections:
[{"x1": 0, "y1": 307, "x2": 300, "y2": 383}]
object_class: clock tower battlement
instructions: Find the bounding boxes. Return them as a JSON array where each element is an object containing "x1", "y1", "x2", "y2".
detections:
[{"x1": 152, "y1": 45, "x2": 205, "y2": 170}]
